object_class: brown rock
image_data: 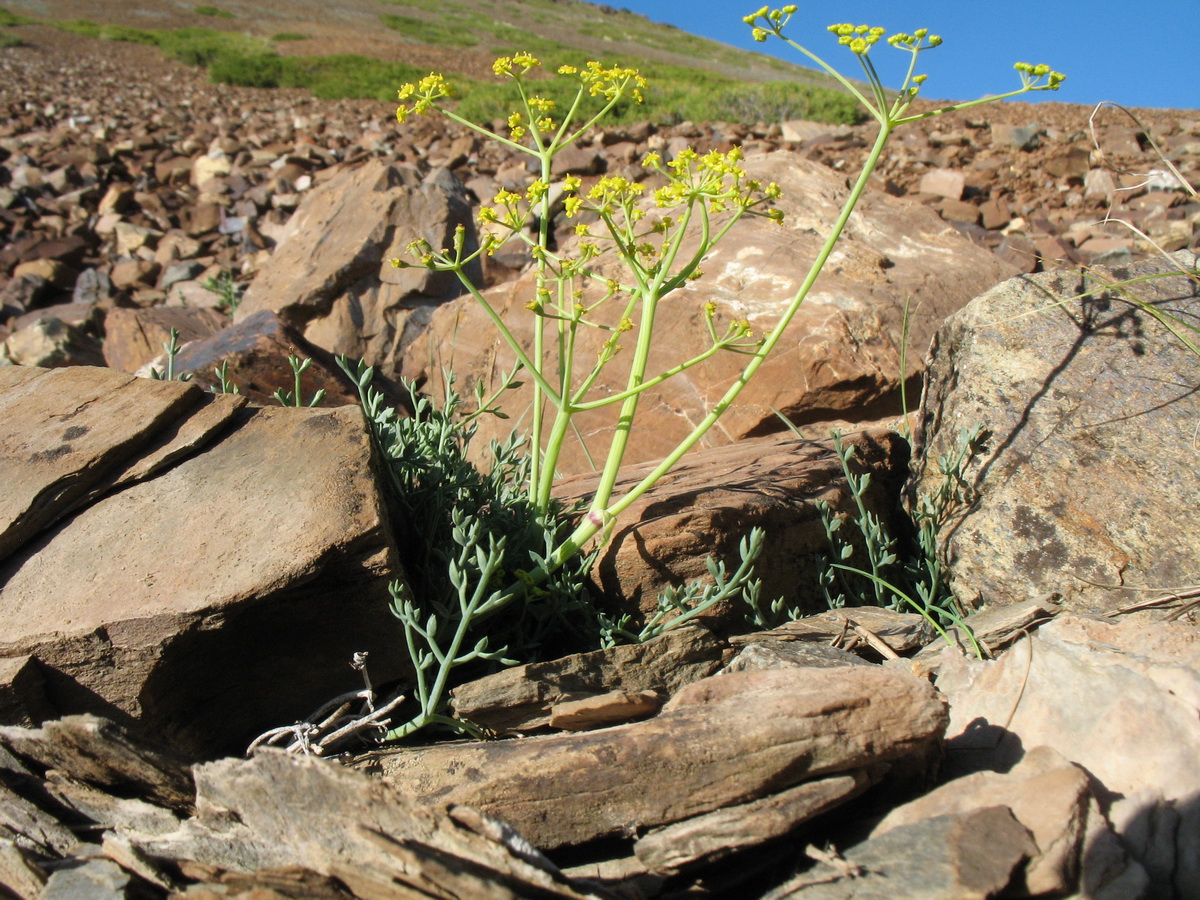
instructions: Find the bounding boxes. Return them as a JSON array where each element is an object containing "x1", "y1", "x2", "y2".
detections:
[
  {"x1": 109, "y1": 258, "x2": 161, "y2": 290},
  {"x1": 550, "y1": 146, "x2": 604, "y2": 177},
  {"x1": 161, "y1": 308, "x2": 358, "y2": 406},
  {"x1": 0, "y1": 369, "x2": 402, "y2": 756},
  {"x1": 731, "y1": 607, "x2": 935, "y2": 657},
  {"x1": 449, "y1": 624, "x2": 725, "y2": 734},
  {"x1": 918, "y1": 168, "x2": 965, "y2": 200},
  {"x1": 0, "y1": 367, "x2": 200, "y2": 561},
  {"x1": 366, "y1": 666, "x2": 948, "y2": 849},
  {"x1": 101, "y1": 306, "x2": 228, "y2": 374},
  {"x1": 3, "y1": 317, "x2": 105, "y2": 368},
  {"x1": 0, "y1": 715, "x2": 194, "y2": 809},
  {"x1": 767, "y1": 807, "x2": 1036, "y2": 899},
  {"x1": 635, "y1": 771, "x2": 872, "y2": 875},
  {"x1": 130, "y1": 751, "x2": 603, "y2": 899},
  {"x1": 937, "y1": 198, "x2": 979, "y2": 224},
  {"x1": 936, "y1": 615, "x2": 1200, "y2": 899},
  {"x1": 873, "y1": 746, "x2": 1090, "y2": 895},
  {"x1": 97, "y1": 184, "x2": 134, "y2": 216},
  {"x1": 11, "y1": 259, "x2": 73, "y2": 288},
  {"x1": 556, "y1": 425, "x2": 907, "y2": 625},
  {"x1": 548, "y1": 689, "x2": 663, "y2": 731},
  {"x1": 978, "y1": 196, "x2": 1011, "y2": 230},
  {"x1": 237, "y1": 161, "x2": 479, "y2": 376},
  {"x1": 0, "y1": 656, "x2": 54, "y2": 729},
  {"x1": 180, "y1": 202, "x2": 222, "y2": 237}
]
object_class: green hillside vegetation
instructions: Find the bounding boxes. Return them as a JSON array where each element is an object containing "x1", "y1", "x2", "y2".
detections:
[{"x1": 22, "y1": 2, "x2": 864, "y2": 125}]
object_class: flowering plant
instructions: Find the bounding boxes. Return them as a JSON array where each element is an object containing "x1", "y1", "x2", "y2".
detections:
[{"x1": 362, "y1": 12, "x2": 1063, "y2": 741}]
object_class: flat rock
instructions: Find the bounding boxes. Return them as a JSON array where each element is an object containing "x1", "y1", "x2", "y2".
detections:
[
  {"x1": 557, "y1": 425, "x2": 908, "y2": 625},
  {"x1": 723, "y1": 641, "x2": 870, "y2": 672},
  {"x1": 634, "y1": 770, "x2": 872, "y2": 875},
  {"x1": 132, "y1": 751, "x2": 602, "y2": 900},
  {"x1": 450, "y1": 624, "x2": 724, "y2": 734},
  {"x1": 237, "y1": 160, "x2": 479, "y2": 375},
  {"x1": 0, "y1": 366, "x2": 201, "y2": 562},
  {"x1": 872, "y1": 745, "x2": 1091, "y2": 895},
  {"x1": 0, "y1": 368, "x2": 402, "y2": 757},
  {"x1": 157, "y1": 308, "x2": 359, "y2": 406},
  {"x1": 731, "y1": 606, "x2": 935, "y2": 658},
  {"x1": 101, "y1": 306, "x2": 228, "y2": 374},
  {"x1": 3, "y1": 316, "x2": 105, "y2": 368},
  {"x1": 365, "y1": 665, "x2": 948, "y2": 850},
  {"x1": 0, "y1": 715, "x2": 194, "y2": 809},
  {"x1": 911, "y1": 250, "x2": 1200, "y2": 614}
]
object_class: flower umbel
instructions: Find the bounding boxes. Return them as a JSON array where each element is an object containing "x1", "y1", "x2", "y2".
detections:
[{"x1": 395, "y1": 72, "x2": 453, "y2": 123}]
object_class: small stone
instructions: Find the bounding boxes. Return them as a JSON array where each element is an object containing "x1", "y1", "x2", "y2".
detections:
[{"x1": 918, "y1": 168, "x2": 966, "y2": 200}]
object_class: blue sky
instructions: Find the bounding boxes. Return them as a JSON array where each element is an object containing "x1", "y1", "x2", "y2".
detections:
[{"x1": 614, "y1": 1, "x2": 1199, "y2": 111}]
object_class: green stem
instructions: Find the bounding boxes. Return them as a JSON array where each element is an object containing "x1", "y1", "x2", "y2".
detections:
[{"x1": 546, "y1": 121, "x2": 895, "y2": 569}]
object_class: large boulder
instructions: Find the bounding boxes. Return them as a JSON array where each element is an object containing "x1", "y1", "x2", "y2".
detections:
[
  {"x1": 0, "y1": 366, "x2": 404, "y2": 757},
  {"x1": 235, "y1": 160, "x2": 480, "y2": 375},
  {"x1": 911, "y1": 250, "x2": 1200, "y2": 613},
  {"x1": 404, "y1": 151, "x2": 1018, "y2": 474}
]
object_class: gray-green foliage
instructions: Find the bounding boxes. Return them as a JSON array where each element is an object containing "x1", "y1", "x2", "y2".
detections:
[
  {"x1": 339, "y1": 357, "x2": 596, "y2": 739},
  {"x1": 338, "y1": 355, "x2": 774, "y2": 741},
  {"x1": 273, "y1": 354, "x2": 327, "y2": 407},
  {"x1": 817, "y1": 427, "x2": 985, "y2": 654},
  {"x1": 597, "y1": 527, "x2": 768, "y2": 647},
  {"x1": 202, "y1": 270, "x2": 242, "y2": 314},
  {"x1": 148, "y1": 328, "x2": 193, "y2": 383}
]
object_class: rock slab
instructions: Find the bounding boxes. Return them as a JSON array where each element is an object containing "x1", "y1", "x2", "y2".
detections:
[
  {"x1": 0, "y1": 367, "x2": 404, "y2": 757},
  {"x1": 365, "y1": 665, "x2": 948, "y2": 850}
]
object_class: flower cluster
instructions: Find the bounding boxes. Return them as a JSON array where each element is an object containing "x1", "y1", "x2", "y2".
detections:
[
  {"x1": 493, "y1": 52, "x2": 541, "y2": 78},
  {"x1": 1014, "y1": 62, "x2": 1066, "y2": 90},
  {"x1": 828, "y1": 23, "x2": 888, "y2": 56},
  {"x1": 395, "y1": 73, "x2": 453, "y2": 123},
  {"x1": 574, "y1": 60, "x2": 647, "y2": 102},
  {"x1": 644, "y1": 147, "x2": 783, "y2": 223},
  {"x1": 743, "y1": 5, "x2": 797, "y2": 42},
  {"x1": 887, "y1": 28, "x2": 942, "y2": 49}
]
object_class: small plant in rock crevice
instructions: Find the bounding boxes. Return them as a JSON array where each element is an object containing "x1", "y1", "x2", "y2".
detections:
[
  {"x1": 815, "y1": 428, "x2": 986, "y2": 657},
  {"x1": 202, "y1": 270, "x2": 243, "y2": 314},
  {"x1": 331, "y1": 10, "x2": 1063, "y2": 744}
]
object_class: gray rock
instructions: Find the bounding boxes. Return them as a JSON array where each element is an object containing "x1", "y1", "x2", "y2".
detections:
[
  {"x1": 766, "y1": 806, "x2": 1036, "y2": 899},
  {"x1": 911, "y1": 250, "x2": 1200, "y2": 614},
  {"x1": 39, "y1": 857, "x2": 131, "y2": 900},
  {"x1": 723, "y1": 641, "x2": 869, "y2": 672}
]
